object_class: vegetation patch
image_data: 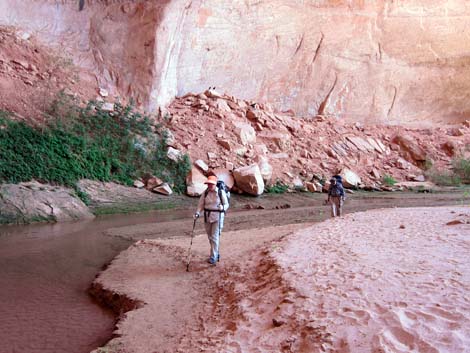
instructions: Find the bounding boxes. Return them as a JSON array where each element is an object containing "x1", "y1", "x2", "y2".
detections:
[
  {"x1": 426, "y1": 170, "x2": 461, "y2": 186},
  {"x1": 265, "y1": 180, "x2": 289, "y2": 194},
  {"x1": 382, "y1": 174, "x2": 397, "y2": 186},
  {"x1": 92, "y1": 201, "x2": 177, "y2": 216},
  {"x1": 423, "y1": 157, "x2": 470, "y2": 187},
  {"x1": 0, "y1": 94, "x2": 191, "y2": 193},
  {"x1": 452, "y1": 157, "x2": 470, "y2": 184}
]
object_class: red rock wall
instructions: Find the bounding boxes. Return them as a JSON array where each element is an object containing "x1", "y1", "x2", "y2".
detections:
[{"x1": 2, "y1": 0, "x2": 470, "y2": 124}]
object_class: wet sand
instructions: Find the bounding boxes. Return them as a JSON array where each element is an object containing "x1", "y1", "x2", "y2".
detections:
[{"x1": 91, "y1": 206, "x2": 470, "y2": 353}]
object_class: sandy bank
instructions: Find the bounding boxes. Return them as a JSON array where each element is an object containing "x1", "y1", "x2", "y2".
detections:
[{"x1": 91, "y1": 206, "x2": 470, "y2": 353}]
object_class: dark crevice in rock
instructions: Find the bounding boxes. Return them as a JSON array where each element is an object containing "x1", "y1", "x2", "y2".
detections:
[
  {"x1": 387, "y1": 86, "x2": 398, "y2": 118},
  {"x1": 317, "y1": 73, "x2": 337, "y2": 116},
  {"x1": 294, "y1": 33, "x2": 304, "y2": 57},
  {"x1": 310, "y1": 32, "x2": 324, "y2": 66}
]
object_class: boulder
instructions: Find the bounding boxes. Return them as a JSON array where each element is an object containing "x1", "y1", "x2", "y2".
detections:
[
  {"x1": 292, "y1": 177, "x2": 304, "y2": 190},
  {"x1": 234, "y1": 146, "x2": 247, "y2": 156},
  {"x1": 194, "y1": 159, "x2": 209, "y2": 172},
  {"x1": 153, "y1": 183, "x2": 173, "y2": 195},
  {"x1": 340, "y1": 168, "x2": 362, "y2": 188},
  {"x1": 256, "y1": 156, "x2": 273, "y2": 184},
  {"x1": 392, "y1": 135, "x2": 427, "y2": 163},
  {"x1": 204, "y1": 88, "x2": 223, "y2": 99},
  {"x1": 396, "y1": 157, "x2": 412, "y2": 170},
  {"x1": 259, "y1": 132, "x2": 291, "y2": 151},
  {"x1": 233, "y1": 121, "x2": 256, "y2": 146},
  {"x1": 216, "y1": 99, "x2": 231, "y2": 112},
  {"x1": 213, "y1": 168, "x2": 235, "y2": 189},
  {"x1": 346, "y1": 136, "x2": 375, "y2": 152},
  {"x1": 370, "y1": 168, "x2": 381, "y2": 180},
  {"x1": 217, "y1": 139, "x2": 232, "y2": 151},
  {"x1": 253, "y1": 143, "x2": 268, "y2": 156},
  {"x1": 313, "y1": 181, "x2": 323, "y2": 192},
  {"x1": 411, "y1": 175, "x2": 426, "y2": 182},
  {"x1": 133, "y1": 180, "x2": 145, "y2": 188},
  {"x1": 186, "y1": 167, "x2": 207, "y2": 196},
  {"x1": 0, "y1": 181, "x2": 94, "y2": 224},
  {"x1": 146, "y1": 176, "x2": 163, "y2": 190},
  {"x1": 305, "y1": 181, "x2": 317, "y2": 193},
  {"x1": 99, "y1": 88, "x2": 108, "y2": 97},
  {"x1": 441, "y1": 141, "x2": 456, "y2": 157},
  {"x1": 101, "y1": 102, "x2": 114, "y2": 111},
  {"x1": 233, "y1": 164, "x2": 265, "y2": 195},
  {"x1": 167, "y1": 147, "x2": 182, "y2": 161},
  {"x1": 246, "y1": 109, "x2": 266, "y2": 125}
]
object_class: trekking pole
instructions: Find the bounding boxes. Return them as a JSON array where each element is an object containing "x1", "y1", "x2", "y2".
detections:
[
  {"x1": 185, "y1": 218, "x2": 198, "y2": 272},
  {"x1": 218, "y1": 211, "x2": 222, "y2": 262}
]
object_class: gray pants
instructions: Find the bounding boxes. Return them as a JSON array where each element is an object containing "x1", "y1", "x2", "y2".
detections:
[
  {"x1": 205, "y1": 221, "x2": 221, "y2": 261},
  {"x1": 330, "y1": 196, "x2": 343, "y2": 217}
]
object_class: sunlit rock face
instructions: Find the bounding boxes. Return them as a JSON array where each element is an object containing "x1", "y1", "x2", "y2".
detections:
[{"x1": 2, "y1": 0, "x2": 470, "y2": 124}]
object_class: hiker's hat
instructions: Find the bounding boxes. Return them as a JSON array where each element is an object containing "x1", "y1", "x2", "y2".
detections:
[{"x1": 205, "y1": 175, "x2": 218, "y2": 185}]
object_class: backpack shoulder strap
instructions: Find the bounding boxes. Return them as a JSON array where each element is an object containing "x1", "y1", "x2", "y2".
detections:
[{"x1": 218, "y1": 187, "x2": 224, "y2": 205}]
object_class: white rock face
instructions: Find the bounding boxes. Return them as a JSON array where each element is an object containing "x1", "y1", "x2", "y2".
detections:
[{"x1": 2, "y1": 1, "x2": 470, "y2": 124}]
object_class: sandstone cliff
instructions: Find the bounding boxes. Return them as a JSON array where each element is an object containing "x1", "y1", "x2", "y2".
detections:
[{"x1": 2, "y1": 0, "x2": 469, "y2": 124}]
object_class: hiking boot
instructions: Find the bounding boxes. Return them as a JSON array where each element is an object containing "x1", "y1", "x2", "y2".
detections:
[
  {"x1": 217, "y1": 254, "x2": 220, "y2": 262},
  {"x1": 207, "y1": 258, "x2": 216, "y2": 265}
]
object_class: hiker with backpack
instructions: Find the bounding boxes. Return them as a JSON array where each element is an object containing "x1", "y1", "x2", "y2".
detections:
[
  {"x1": 327, "y1": 176, "x2": 345, "y2": 217},
  {"x1": 193, "y1": 175, "x2": 229, "y2": 265}
]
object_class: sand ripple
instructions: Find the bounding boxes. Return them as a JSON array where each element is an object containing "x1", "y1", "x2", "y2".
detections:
[{"x1": 216, "y1": 207, "x2": 470, "y2": 352}]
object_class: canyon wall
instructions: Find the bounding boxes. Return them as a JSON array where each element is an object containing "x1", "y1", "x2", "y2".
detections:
[{"x1": 1, "y1": 0, "x2": 470, "y2": 124}]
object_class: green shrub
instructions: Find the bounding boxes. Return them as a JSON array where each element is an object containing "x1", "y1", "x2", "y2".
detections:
[
  {"x1": 452, "y1": 157, "x2": 470, "y2": 184},
  {"x1": 426, "y1": 170, "x2": 461, "y2": 186},
  {"x1": 383, "y1": 174, "x2": 397, "y2": 186},
  {"x1": 0, "y1": 99, "x2": 191, "y2": 193},
  {"x1": 424, "y1": 158, "x2": 434, "y2": 171},
  {"x1": 265, "y1": 180, "x2": 289, "y2": 194}
]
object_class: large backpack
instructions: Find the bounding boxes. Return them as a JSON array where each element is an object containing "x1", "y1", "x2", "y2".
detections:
[
  {"x1": 205, "y1": 179, "x2": 230, "y2": 212},
  {"x1": 329, "y1": 181, "x2": 343, "y2": 197},
  {"x1": 333, "y1": 175, "x2": 343, "y2": 185}
]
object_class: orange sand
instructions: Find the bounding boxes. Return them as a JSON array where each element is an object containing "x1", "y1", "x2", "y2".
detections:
[{"x1": 92, "y1": 207, "x2": 470, "y2": 353}]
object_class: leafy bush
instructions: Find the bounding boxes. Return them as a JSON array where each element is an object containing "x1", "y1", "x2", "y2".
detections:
[
  {"x1": 265, "y1": 180, "x2": 289, "y2": 194},
  {"x1": 426, "y1": 170, "x2": 461, "y2": 186},
  {"x1": 0, "y1": 98, "x2": 191, "y2": 193},
  {"x1": 383, "y1": 174, "x2": 397, "y2": 186},
  {"x1": 423, "y1": 158, "x2": 434, "y2": 171},
  {"x1": 452, "y1": 157, "x2": 470, "y2": 184}
]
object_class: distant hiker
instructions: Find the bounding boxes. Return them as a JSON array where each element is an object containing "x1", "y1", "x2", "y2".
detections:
[
  {"x1": 194, "y1": 175, "x2": 229, "y2": 265},
  {"x1": 327, "y1": 177, "x2": 345, "y2": 217}
]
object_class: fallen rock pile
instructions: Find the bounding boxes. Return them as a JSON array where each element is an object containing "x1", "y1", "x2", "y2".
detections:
[{"x1": 160, "y1": 89, "x2": 470, "y2": 196}]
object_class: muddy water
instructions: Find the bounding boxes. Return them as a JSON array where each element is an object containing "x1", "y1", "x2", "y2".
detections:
[
  {"x1": 0, "y1": 191, "x2": 466, "y2": 353},
  {"x1": 0, "y1": 211, "x2": 186, "y2": 353}
]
